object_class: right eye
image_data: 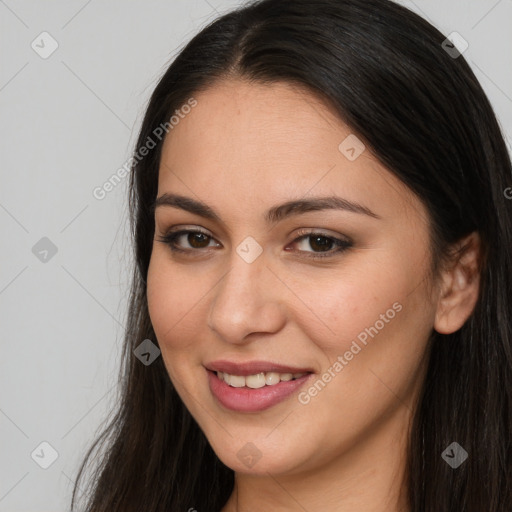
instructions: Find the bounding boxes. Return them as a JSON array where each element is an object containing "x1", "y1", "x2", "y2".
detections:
[{"x1": 156, "y1": 229, "x2": 221, "y2": 254}]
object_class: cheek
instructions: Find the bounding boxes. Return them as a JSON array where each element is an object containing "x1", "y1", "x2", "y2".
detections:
[
  {"x1": 304, "y1": 260, "x2": 434, "y2": 409},
  {"x1": 146, "y1": 253, "x2": 212, "y2": 397},
  {"x1": 293, "y1": 261, "x2": 413, "y2": 354},
  {"x1": 146, "y1": 251, "x2": 203, "y2": 351}
]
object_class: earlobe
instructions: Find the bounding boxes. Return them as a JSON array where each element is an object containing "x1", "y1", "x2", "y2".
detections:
[{"x1": 434, "y1": 232, "x2": 482, "y2": 335}]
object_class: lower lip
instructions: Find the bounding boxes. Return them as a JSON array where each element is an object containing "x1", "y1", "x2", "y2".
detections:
[{"x1": 207, "y1": 370, "x2": 312, "y2": 412}]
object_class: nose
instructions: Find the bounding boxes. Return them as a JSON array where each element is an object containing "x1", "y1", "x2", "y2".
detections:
[{"x1": 207, "y1": 252, "x2": 287, "y2": 345}]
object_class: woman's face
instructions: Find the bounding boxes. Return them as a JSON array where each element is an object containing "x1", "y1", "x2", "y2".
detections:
[{"x1": 147, "y1": 79, "x2": 439, "y2": 476}]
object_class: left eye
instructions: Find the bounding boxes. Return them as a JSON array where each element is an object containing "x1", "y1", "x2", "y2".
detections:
[
  {"x1": 288, "y1": 233, "x2": 352, "y2": 258},
  {"x1": 294, "y1": 233, "x2": 350, "y2": 252},
  {"x1": 157, "y1": 229, "x2": 352, "y2": 259}
]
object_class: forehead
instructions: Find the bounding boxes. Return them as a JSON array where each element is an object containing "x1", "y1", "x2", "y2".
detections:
[
  {"x1": 162, "y1": 79, "x2": 344, "y2": 169},
  {"x1": 157, "y1": 78, "x2": 424, "y2": 225}
]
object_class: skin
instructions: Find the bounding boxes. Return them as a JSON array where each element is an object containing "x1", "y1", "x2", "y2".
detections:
[{"x1": 146, "y1": 79, "x2": 481, "y2": 511}]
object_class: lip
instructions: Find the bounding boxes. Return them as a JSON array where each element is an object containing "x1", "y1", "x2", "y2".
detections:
[
  {"x1": 205, "y1": 359, "x2": 314, "y2": 376},
  {"x1": 206, "y1": 369, "x2": 313, "y2": 413}
]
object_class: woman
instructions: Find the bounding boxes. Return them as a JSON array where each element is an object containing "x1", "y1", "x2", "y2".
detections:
[{"x1": 71, "y1": 0, "x2": 512, "y2": 510}]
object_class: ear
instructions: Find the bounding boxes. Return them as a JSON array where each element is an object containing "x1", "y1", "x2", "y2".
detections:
[{"x1": 434, "y1": 231, "x2": 482, "y2": 335}]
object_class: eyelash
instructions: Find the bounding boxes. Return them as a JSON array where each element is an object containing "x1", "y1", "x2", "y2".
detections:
[{"x1": 156, "y1": 228, "x2": 352, "y2": 259}]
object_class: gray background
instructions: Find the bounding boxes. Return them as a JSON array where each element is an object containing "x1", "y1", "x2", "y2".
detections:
[{"x1": 1, "y1": 0, "x2": 511, "y2": 510}]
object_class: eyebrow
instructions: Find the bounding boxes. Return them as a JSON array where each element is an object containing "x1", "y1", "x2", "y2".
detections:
[{"x1": 152, "y1": 193, "x2": 380, "y2": 223}]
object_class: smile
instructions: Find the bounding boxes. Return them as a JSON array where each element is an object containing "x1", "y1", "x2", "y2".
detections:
[
  {"x1": 217, "y1": 371, "x2": 309, "y2": 388},
  {"x1": 207, "y1": 369, "x2": 313, "y2": 412}
]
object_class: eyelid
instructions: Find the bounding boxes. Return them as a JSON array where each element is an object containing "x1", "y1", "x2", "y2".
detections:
[
  {"x1": 159, "y1": 225, "x2": 351, "y2": 242},
  {"x1": 163, "y1": 225, "x2": 212, "y2": 236},
  {"x1": 293, "y1": 227, "x2": 351, "y2": 243}
]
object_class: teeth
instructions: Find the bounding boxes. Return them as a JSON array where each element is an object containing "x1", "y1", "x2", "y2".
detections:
[
  {"x1": 265, "y1": 372, "x2": 280, "y2": 385},
  {"x1": 245, "y1": 373, "x2": 266, "y2": 389},
  {"x1": 224, "y1": 373, "x2": 245, "y2": 388},
  {"x1": 217, "y1": 371, "x2": 308, "y2": 388}
]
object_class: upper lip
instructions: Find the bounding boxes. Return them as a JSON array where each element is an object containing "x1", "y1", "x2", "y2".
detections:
[{"x1": 205, "y1": 360, "x2": 314, "y2": 376}]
